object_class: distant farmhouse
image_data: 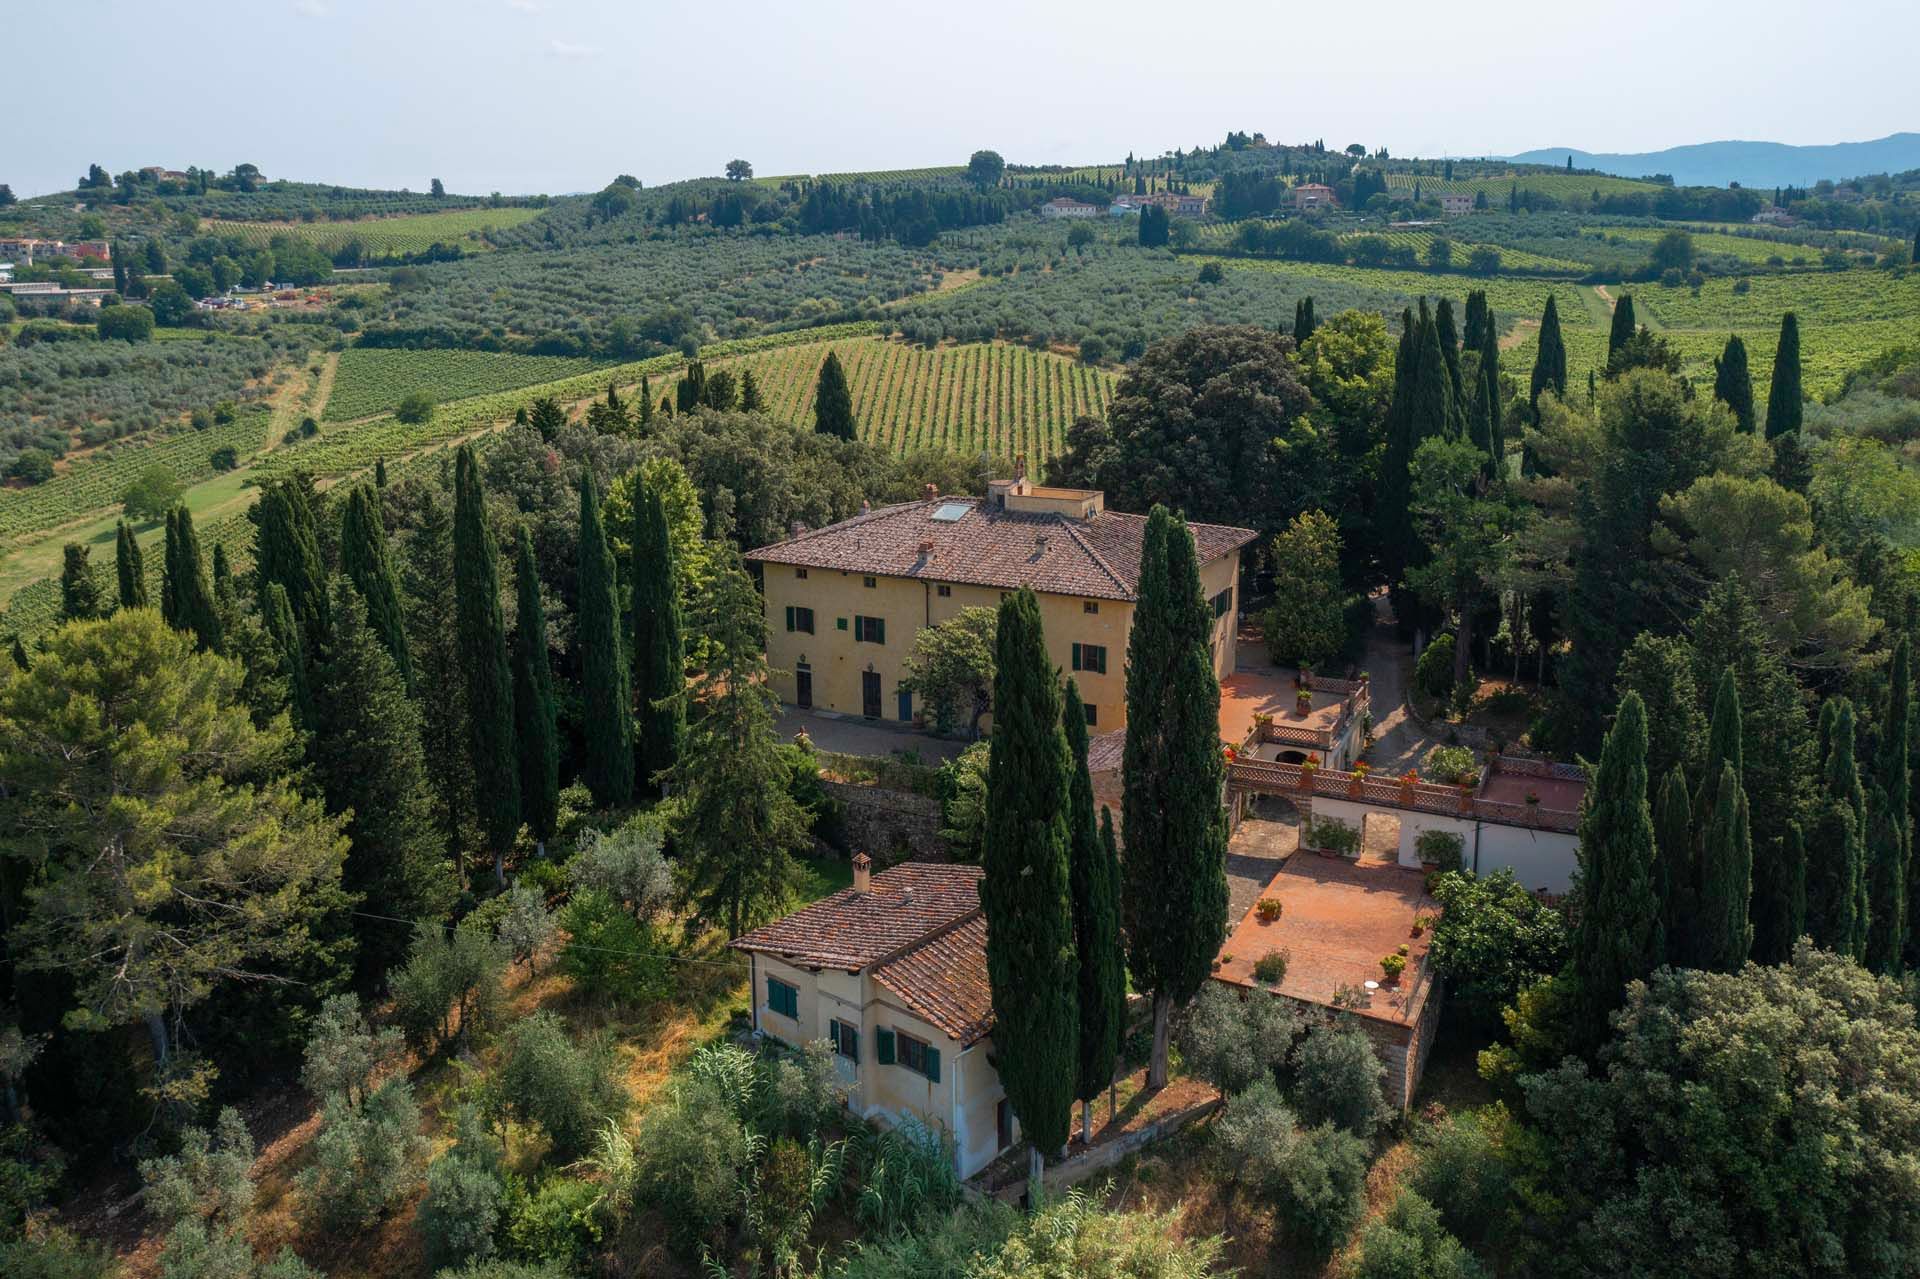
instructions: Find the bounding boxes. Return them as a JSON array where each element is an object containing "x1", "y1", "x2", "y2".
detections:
[
  {"x1": 1111, "y1": 192, "x2": 1210, "y2": 217},
  {"x1": 1038, "y1": 197, "x2": 1102, "y2": 219},
  {"x1": 1439, "y1": 193, "x2": 1475, "y2": 215},
  {"x1": 0, "y1": 238, "x2": 110, "y2": 265},
  {"x1": 1292, "y1": 183, "x2": 1337, "y2": 210}
]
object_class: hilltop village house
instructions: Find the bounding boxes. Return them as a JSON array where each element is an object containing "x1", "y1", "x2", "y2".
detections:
[
  {"x1": 730, "y1": 857, "x2": 1014, "y2": 1178},
  {"x1": 746, "y1": 474, "x2": 1256, "y2": 733}
]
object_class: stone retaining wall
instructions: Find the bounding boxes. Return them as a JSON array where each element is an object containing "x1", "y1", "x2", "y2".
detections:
[{"x1": 822, "y1": 780, "x2": 947, "y2": 861}]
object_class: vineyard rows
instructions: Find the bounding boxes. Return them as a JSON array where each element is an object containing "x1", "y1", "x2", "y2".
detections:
[
  {"x1": 212, "y1": 207, "x2": 547, "y2": 254},
  {"x1": 323, "y1": 349, "x2": 616, "y2": 421},
  {"x1": 1192, "y1": 224, "x2": 1587, "y2": 274},
  {"x1": 0, "y1": 412, "x2": 269, "y2": 542},
  {"x1": 1208, "y1": 257, "x2": 1598, "y2": 329},
  {"x1": 1584, "y1": 225, "x2": 1857, "y2": 268},
  {"x1": 712, "y1": 338, "x2": 1115, "y2": 462},
  {"x1": 1385, "y1": 171, "x2": 1663, "y2": 199}
]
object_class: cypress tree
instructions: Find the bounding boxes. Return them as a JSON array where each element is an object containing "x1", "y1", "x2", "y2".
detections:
[
  {"x1": 59, "y1": 544, "x2": 104, "y2": 622},
  {"x1": 1880, "y1": 636, "x2": 1914, "y2": 958},
  {"x1": 637, "y1": 376, "x2": 655, "y2": 426},
  {"x1": 1764, "y1": 311, "x2": 1803, "y2": 438},
  {"x1": 262, "y1": 581, "x2": 312, "y2": 731},
  {"x1": 312, "y1": 578, "x2": 454, "y2": 987},
  {"x1": 738, "y1": 368, "x2": 763, "y2": 413},
  {"x1": 400, "y1": 487, "x2": 475, "y2": 872},
  {"x1": 1806, "y1": 699, "x2": 1866, "y2": 955},
  {"x1": 1529, "y1": 294, "x2": 1567, "y2": 416},
  {"x1": 1694, "y1": 669, "x2": 1744, "y2": 832},
  {"x1": 1293, "y1": 296, "x2": 1316, "y2": 343},
  {"x1": 675, "y1": 359, "x2": 706, "y2": 413},
  {"x1": 1712, "y1": 335, "x2": 1756, "y2": 432},
  {"x1": 1696, "y1": 762, "x2": 1754, "y2": 972},
  {"x1": 9, "y1": 637, "x2": 27, "y2": 671},
  {"x1": 211, "y1": 543, "x2": 232, "y2": 602},
  {"x1": 981, "y1": 588, "x2": 1078, "y2": 1168},
  {"x1": 576, "y1": 472, "x2": 633, "y2": 807},
  {"x1": 115, "y1": 521, "x2": 147, "y2": 609},
  {"x1": 1865, "y1": 784, "x2": 1905, "y2": 974},
  {"x1": 254, "y1": 477, "x2": 328, "y2": 640},
  {"x1": 1607, "y1": 292, "x2": 1637, "y2": 366},
  {"x1": 1121, "y1": 508, "x2": 1229, "y2": 1088},
  {"x1": 1569, "y1": 691, "x2": 1662, "y2": 1053},
  {"x1": 339, "y1": 485, "x2": 412, "y2": 691},
  {"x1": 632, "y1": 480, "x2": 685, "y2": 797},
  {"x1": 1462, "y1": 290, "x2": 1489, "y2": 353},
  {"x1": 813, "y1": 351, "x2": 856, "y2": 441},
  {"x1": 1435, "y1": 297, "x2": 1468, "y2": 435},
  {"x1": 1654, "y1": 768, "x2": 1695, "y2": 965},
  {"x1": 1410, "y1": 299, "x2": 1453, "y2": 443},
  {"x1": 1753, "y1": 820, "x2": 1806, "y2": 964},
  {"x1": 512, "y1": 526, "x2": 560, "y2": 856},
  {"x1": 374, "y1": 456, "x2": 388, "y2": 488},
  {"x1": 1064, "y1": 678, "x2": 1123, "y2": 1145},
  {"x1": 162, "y1": 507, "x2": 223, "y2": 653},
  {"x1": 1378, "y1": 308, "x2": 1419, "y2": 596},
  {"x1": 452, "y1": 445, "x2": 520, "y2": 882}
]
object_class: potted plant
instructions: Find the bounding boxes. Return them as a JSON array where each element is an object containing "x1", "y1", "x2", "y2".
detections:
[
  {"x1": 1296, "y1": 688, "x2": 1314, "y2": 716},
  {"x1": 1347, "y1": 761, "x2": 1369, "y2": 798},
  {"x1": 1380, "y1": 953, "x2": 1407, "y2": 984},
  {"x1": 1297, "y1": 757, "x2": 1318, "y2": 792},
  {"x1": 1256, "y1": 897, "x2": 1284, "y2": 924},
  {"x1": 1410, "y1": 913, "x2": 1433, "y2": 938},
  {"x1": 1253, "y1": 950, "x2": 1289, "y2": 987},
  {"x1": 1252, "y1": 711, "x2": 1273, "y2": 738},
  {"x1": 1399, "y1": 769, "x2": 1420, "y2": 801},
  {"x1": 1525, "y1": 789, "x2": 1541, "y2": 808}
]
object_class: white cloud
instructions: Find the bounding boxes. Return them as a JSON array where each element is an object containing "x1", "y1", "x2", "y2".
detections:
[{"x1": 548, "y1": 38, "x2": 598, "y2": 57}]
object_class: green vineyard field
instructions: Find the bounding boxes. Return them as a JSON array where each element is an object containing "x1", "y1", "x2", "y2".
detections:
[
  {"x1": 1205, "y1": 257, "x2": 1599, "y2": 328},
  {"x1": 322, "y1": 349, "x2": 616, "y2": 421},
  {"x1": 209, "y1": 206, "x2": 547, "y2": 254},
  {"x1": 1386, "y1": 171, "x2": 1664, "y2": 200},
  {"x1": 1585, "y1": 225, "x2": 1837, "y2": 267}
]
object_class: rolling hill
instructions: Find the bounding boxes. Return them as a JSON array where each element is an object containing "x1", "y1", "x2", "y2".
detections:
[{"x1": 1506, "y1": 133, "x2": 1920, "y2": 189}]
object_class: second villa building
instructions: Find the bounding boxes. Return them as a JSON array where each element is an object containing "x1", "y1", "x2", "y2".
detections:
[{"x1": 746, "y1": 474, "x2": 1257, "y2": 731}]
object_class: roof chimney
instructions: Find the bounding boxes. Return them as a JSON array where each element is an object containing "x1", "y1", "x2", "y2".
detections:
[
  {"x1": 918, "y1": 539, "x2": 935, "y2": 560},
  {"x1": 860, "y1": 499, "x2": 872, "y2": 515},
  {"x1": 788, "y1": 519, "x2": 807, "y2": 539},
  {"x1": 851, "y1": 852, "x2": 871, "y2": 894},
  {"x1": 923, "y1": 482, "x2": 938, "y2": 500}
]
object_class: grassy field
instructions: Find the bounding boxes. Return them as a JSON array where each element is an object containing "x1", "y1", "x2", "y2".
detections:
[
  {"x1": 1386, "y1": 170, "x2": 1665, "y2": 200},
  {"x1": 208, "y1": 206, "x2": 547, "y2": 254},
  {"x1": 1585, "y1": 225, "x2": 1839, "y2": 267},
  {"x1": 1204, "y1": 256, "x2": 1598, "y2": 329},
  {"x1": 322, "y1": 348, "x2": 617, "y2": 421}
]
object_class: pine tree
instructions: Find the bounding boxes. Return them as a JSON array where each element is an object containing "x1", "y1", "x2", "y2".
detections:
[
  {"x1": 115, "y1": 521, "x2": 147, "y2": 609},
  {"x1": 1696, "y1": 762, "x2": 1754, "y2": 972},
  {"x1": 813, "y1": 351, "x2": 856, "y2": 441},
  {"x1": 452, "y1": 445, "x2": 520, "y2": 882},
  {"x1": 162, "y1": 507, "x2": 223, "y2": 653},
  {"x1": 576, "y1": 472, "x2": 633, "y2": 808},
  {"x1": 1806, "y1": 699, "x2": 1866, "y2": 955},
  {"x1": 1121, "y1": 509, "x2": 1229, "y2": 1088},
  {"x1": 1607, "y1": 293, "x2": 1637, "y2": 366},
  {"x1": 1764, "y1": 311, "x2": 1803, "y2": 438},
  {"x1": 1570, "y1": 691, "x2": 1663, "y2": 1053},
  {"x1": 1712, "y1": 335, "x2": 1756, "y2": 432},
  {"x1": 981, "y1": 589, "x2": 1078, "y2": 1166},
  {"x1": 1529, "y1": 294, "x2": 1567, "y2": 416},
  {"x1": 528, "y1": 397, "x2": 566, "y2": 441},
  {"x1": 254, "y1": 477, "x2": 329, "y2": 640},
  {"x1": 1435, "y1": 297, "x2": 1468, "y2": 435},
  {"x1": 312, "y1": 579, "x2": 454, "y2": 987},
  {"x1": 58, "y1": 544, "x2": 103, "y2": 622},
  {"x1": 339, "y1": 485, "x2": 412, "y2": 691},
  {"x1": 632, "y1": 481, "x2": 685, "y2": 798},
  {"x1": 263, "y1": 581, "x2": 312, "y2": 730},
  {"x1": 1654, "y1": 768, "x2": 1695, "y2": 964},
  {"x1": 1064, "y1": 678, "x2": 1123, "y2": 1144},
  {"x1": 505, "y1": 529, "x2": 558, "y2": 859}
]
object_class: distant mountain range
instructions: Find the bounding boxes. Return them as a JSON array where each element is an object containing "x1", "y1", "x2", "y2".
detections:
[{"x1": 1505, "y1": 133, "x2": 1920, "y2": 190}]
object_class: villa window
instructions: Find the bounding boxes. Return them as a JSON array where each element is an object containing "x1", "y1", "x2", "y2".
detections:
[
  {"x1": 784, "y1": 606, "x2": 815, "y2": 634},
  {"x1": 863, "y1": 576, "x2": 877, "y2": 588},
  {"x1": 1084, "y1": 702, "x2": 1098, "y2": 727},
  {"x1": 828, "y1": 1018, "x2": 860, "y2": 1061},
  {"x1": 1211, "y1": 588, "x2": 1233, "y2": 619},
  {"x1": 878, "y1": 1028, "x2": 941, "y2": 1081},
  {"x1": 795, "y1": 568, "x2": 809, "y2": 580},
  {"x1": 854, "y1": 615, "x2": 886, "y2": 644},
  {"x1": 1071, "y1": 642, "x2": 1107, "y2": 675},
  {"x1": 1083, "y1": 600, "x2": 1099, "y2": 614},
  {"x1": 766, "y1": 976, "x2": 798, "y2": 1019},
  {"x1": 937, "y1": 583, "x2": 952, "y2": 597}
]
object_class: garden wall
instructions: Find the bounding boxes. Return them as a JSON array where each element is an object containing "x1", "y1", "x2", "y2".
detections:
[{"x1": 821, "y1": 780, "x2": 947, "y2": 862}]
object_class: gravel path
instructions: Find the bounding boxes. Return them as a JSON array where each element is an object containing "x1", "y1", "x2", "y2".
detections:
[{"x1": 1358, "y1": 592, "x2": 1440, "y2": 777}]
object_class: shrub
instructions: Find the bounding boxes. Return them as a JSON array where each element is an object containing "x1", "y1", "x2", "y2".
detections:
[
  {"x1": 502, "y1": 1175, "x2": 601, "y2": 1268},
  {"x1": 565, "y1": 817, "x2": 672, "y2": 920},
  {"x1": 8, "y1": 449, "x2": 55, "y2": 485},
  {"x1": 758, "y1": 1040, "x2": 844, "y2": 1141},
  {"x1": 395, "y1": 391, "x2": 436, "y2": 424},
  {"x1": 1181, "y1": 981, "x2": 1299, "y2": 1097},
  {"x1": 1198, "y1": 261, "x2": 1226, "y2": 284},
  {"x1": 1215, "y1": 1078, "x2": 1299, "y2": 1197},
  {"x1": 302, "y1": 994, "x2": 403, "y2": 1109},
  {"x1": 391, "y1": 918, "x2": 508, "y2": 1056},
  {"x1": 1426, "y1": 869, "x2": 1566, "y2": 1027},
  {"x1": 0, "y1": 1226, "x2": 119, "y2": 1279},
  {"x1": 209, "y1": 445, "x2": 239, "y2": 472},
  {"x1": 1423, "y1": 745, "x2": 1478, "y2": 786},
  {"x1": 1276, "y1": 1122, "x2": 1370, "y2": 1256},
  {"x1": 849, "y1": 1116, "x2": 963, "y2": 1233},
  {"x1": 1354, "y1": 1190, "x2": 1484, "y2": 1279},
  {"x1": 491, "y1": 883, "x2": 556, "y2": 976},
  {"x1": 1254, "y1": 950, "x2": 1290, "y2": 986},
  {"x1": 1411, "y1": 1106, "x2": 1516, "y2": 1246},
  {"x1": 1414, "y1": 633, "x2": 1456, "y2": 700},
  {"x1": 1382, "y1": 953, "x2": 1408, "y2": 980},
  {"x1": 1415, "y1": 829, "x2": 1465, "y2": 873},
  {"x1": 632, "y1": 1073, "x2": 755, "y2": 1254},
  {"x1": 1256, "y1": 897, "x2": 1284, "y2": 923},
  {"x1": 494, "y1": 1012, "x2": 626, "y2": 1162},
  {"x1": 1293, "y1": 1024, "x2": 1390, "y2": 1138},
  {"x1": 434, "y1": 1264, "x2": 568, "y2": 1279},
  {"x1": 296, "y1": 1078, "x2": 425, "y2": 1232},
  {"x1": 97, "y1": 304, "x2": 155, "y2": 343},
  {"x1": 1305, "y1": 816, "x2": 1361, "y2": 856},
  {"x1": 557, "y1": 891, "x2": 670, "y2": 1005},
  {"x1": 420, "y1": 1108, "x2": 507, "y2": 1270}
]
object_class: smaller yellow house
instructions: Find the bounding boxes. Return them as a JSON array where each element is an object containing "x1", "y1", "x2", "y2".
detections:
[
  {"x1": 746, "y1": 474, "x2": 1257, "y2": 733},
  {"x1": 730, "y1": 857, "x2": 1014, "y2": 1178}
]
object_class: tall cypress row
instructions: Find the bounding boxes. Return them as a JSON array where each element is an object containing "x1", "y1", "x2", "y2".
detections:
[
  {"x1": 1654, "y1": 767, "x2": 1695, "y2": 965},
  {"x1": 1607, "y1": 292, "x2": 1637, "y2": 366},
  {"x1": 1696, "y1": 762, "x2": 1754, "y2": 972},
  {"x1": 1063, "y1": 678, "x2": 1123, "y2": 1145},
  {"x1": 254, "y1": 477, "x2": 329, "y2": 640},
  {"x1": 1764, "y1": 311, "x2": 1803, "y2": 438},
  {"x1": 1479, "y1": 311, "x2": 1504, "y2": 478},
  {"x1": 452, "y1": 444, "x2": 521, "y2": 881},
  {"x1": 115, "y1": 520, "x2": 147, "y2": 609},
  {"x1": 1529, "y1": 294, "x2": 1567, "y2": 416},
  {"x1": 576, "y1": 472, "x2": 633, "y2": 808},
  {"x1": 813, "y1": 351, "x2": 856, "y2": 441},
  {"x1": 162, "y1": 506, "x2": 222, "y2": 653},
  {"x1": 339, "y1": 484, "x2": 412, "y2": 691},
  {"x1": 1121, "y1": 508, "x2": 1228, "y2": 1088},
  {"x1": 632, "y1": 480, "x2": 685, "y2": 797},
  {"x1": 1806, "y1": 699, "x2": 1866, "y2": 955},
  {"x1": 1410, "y1": 299, "x2": 1452, "y2": 444},
  {"x1": 1713, "y1": 335, "x2": 1756, "y2": 432},
  {"x1": 1569, "y1": 691, "x2": 1662, "y2": 1053},
  {"x1": 513, "y1": 526, "x2": 560, "y2": 856},
  {"x1": 981, "y1": 588, "x2": 1077, "y2": 1168},
  {"x1": 1753, "y1": 820, "x2": 1806, "y2": 965},
  {"x1": 1869, "y1": 636, "x2": 1912, "y2": 971},
  {"x1": 1435, "y1": 297, "x2": 1468, "y2": 435},
  {"x1": 1378, "y1": 308, "x2": 1419, "y2": 598}
]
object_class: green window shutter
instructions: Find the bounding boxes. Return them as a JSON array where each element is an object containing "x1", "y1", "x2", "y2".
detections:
[
  {"x1": 853, "y1": 614, "x2": 865, "y2": 642},
  {"x1": 837, "y1": 616, "x2": 848, "y2": 631},
  {"x1": 877, "y1": 1028, "x2": 896, "y2": 1065},
  {"x1": 784, "y1": 605, "x2": 795, "y2": 632},
  {"x1": 923, "y1": 1045, "x2": 941, "y2": 1083},
  {"x1": 875, "y1": 619, "x2": 885, "y2": 645}
]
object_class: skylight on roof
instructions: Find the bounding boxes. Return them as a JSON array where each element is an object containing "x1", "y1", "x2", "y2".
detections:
[{"x1": 931, "y1": 502, "x2": 971, "y2": 522}]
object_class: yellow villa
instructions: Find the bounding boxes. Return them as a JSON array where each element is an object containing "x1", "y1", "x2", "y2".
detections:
[{"x1": 745, "y1": 472, "x2": 1258, "y2": 732}]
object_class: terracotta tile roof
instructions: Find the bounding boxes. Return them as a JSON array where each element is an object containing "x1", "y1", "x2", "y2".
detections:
[
  {"x1": 874, "y1": 914, "x2": 995, "y2": 1046},
  {"x1": 745, "y1": 498, "x2": 1256, "y2": 603},
  {"x1": 1086, "y1": 728, "x2": 1127, "y2": 774},
  {"x1": 730, "y1": 863, "x2": 984, "y2": 970}
]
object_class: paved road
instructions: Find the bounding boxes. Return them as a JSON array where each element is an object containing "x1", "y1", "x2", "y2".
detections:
[{"x1": 774, "y1": 705, "x2": 970, "y2": 764}]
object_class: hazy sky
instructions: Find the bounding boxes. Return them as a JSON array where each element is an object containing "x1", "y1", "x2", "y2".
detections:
[{"x1": 12, "y1": 0, "x2": 1917, "y2": 199}]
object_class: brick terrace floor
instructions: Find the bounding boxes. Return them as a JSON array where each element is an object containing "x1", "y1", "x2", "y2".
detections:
[
  {"x1": 1215, "y1": 851, "x2": 1439, "y2": 1026},
  {"x1": 1219, "y1": 671, "x2": 1350, "y2": 750}
]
